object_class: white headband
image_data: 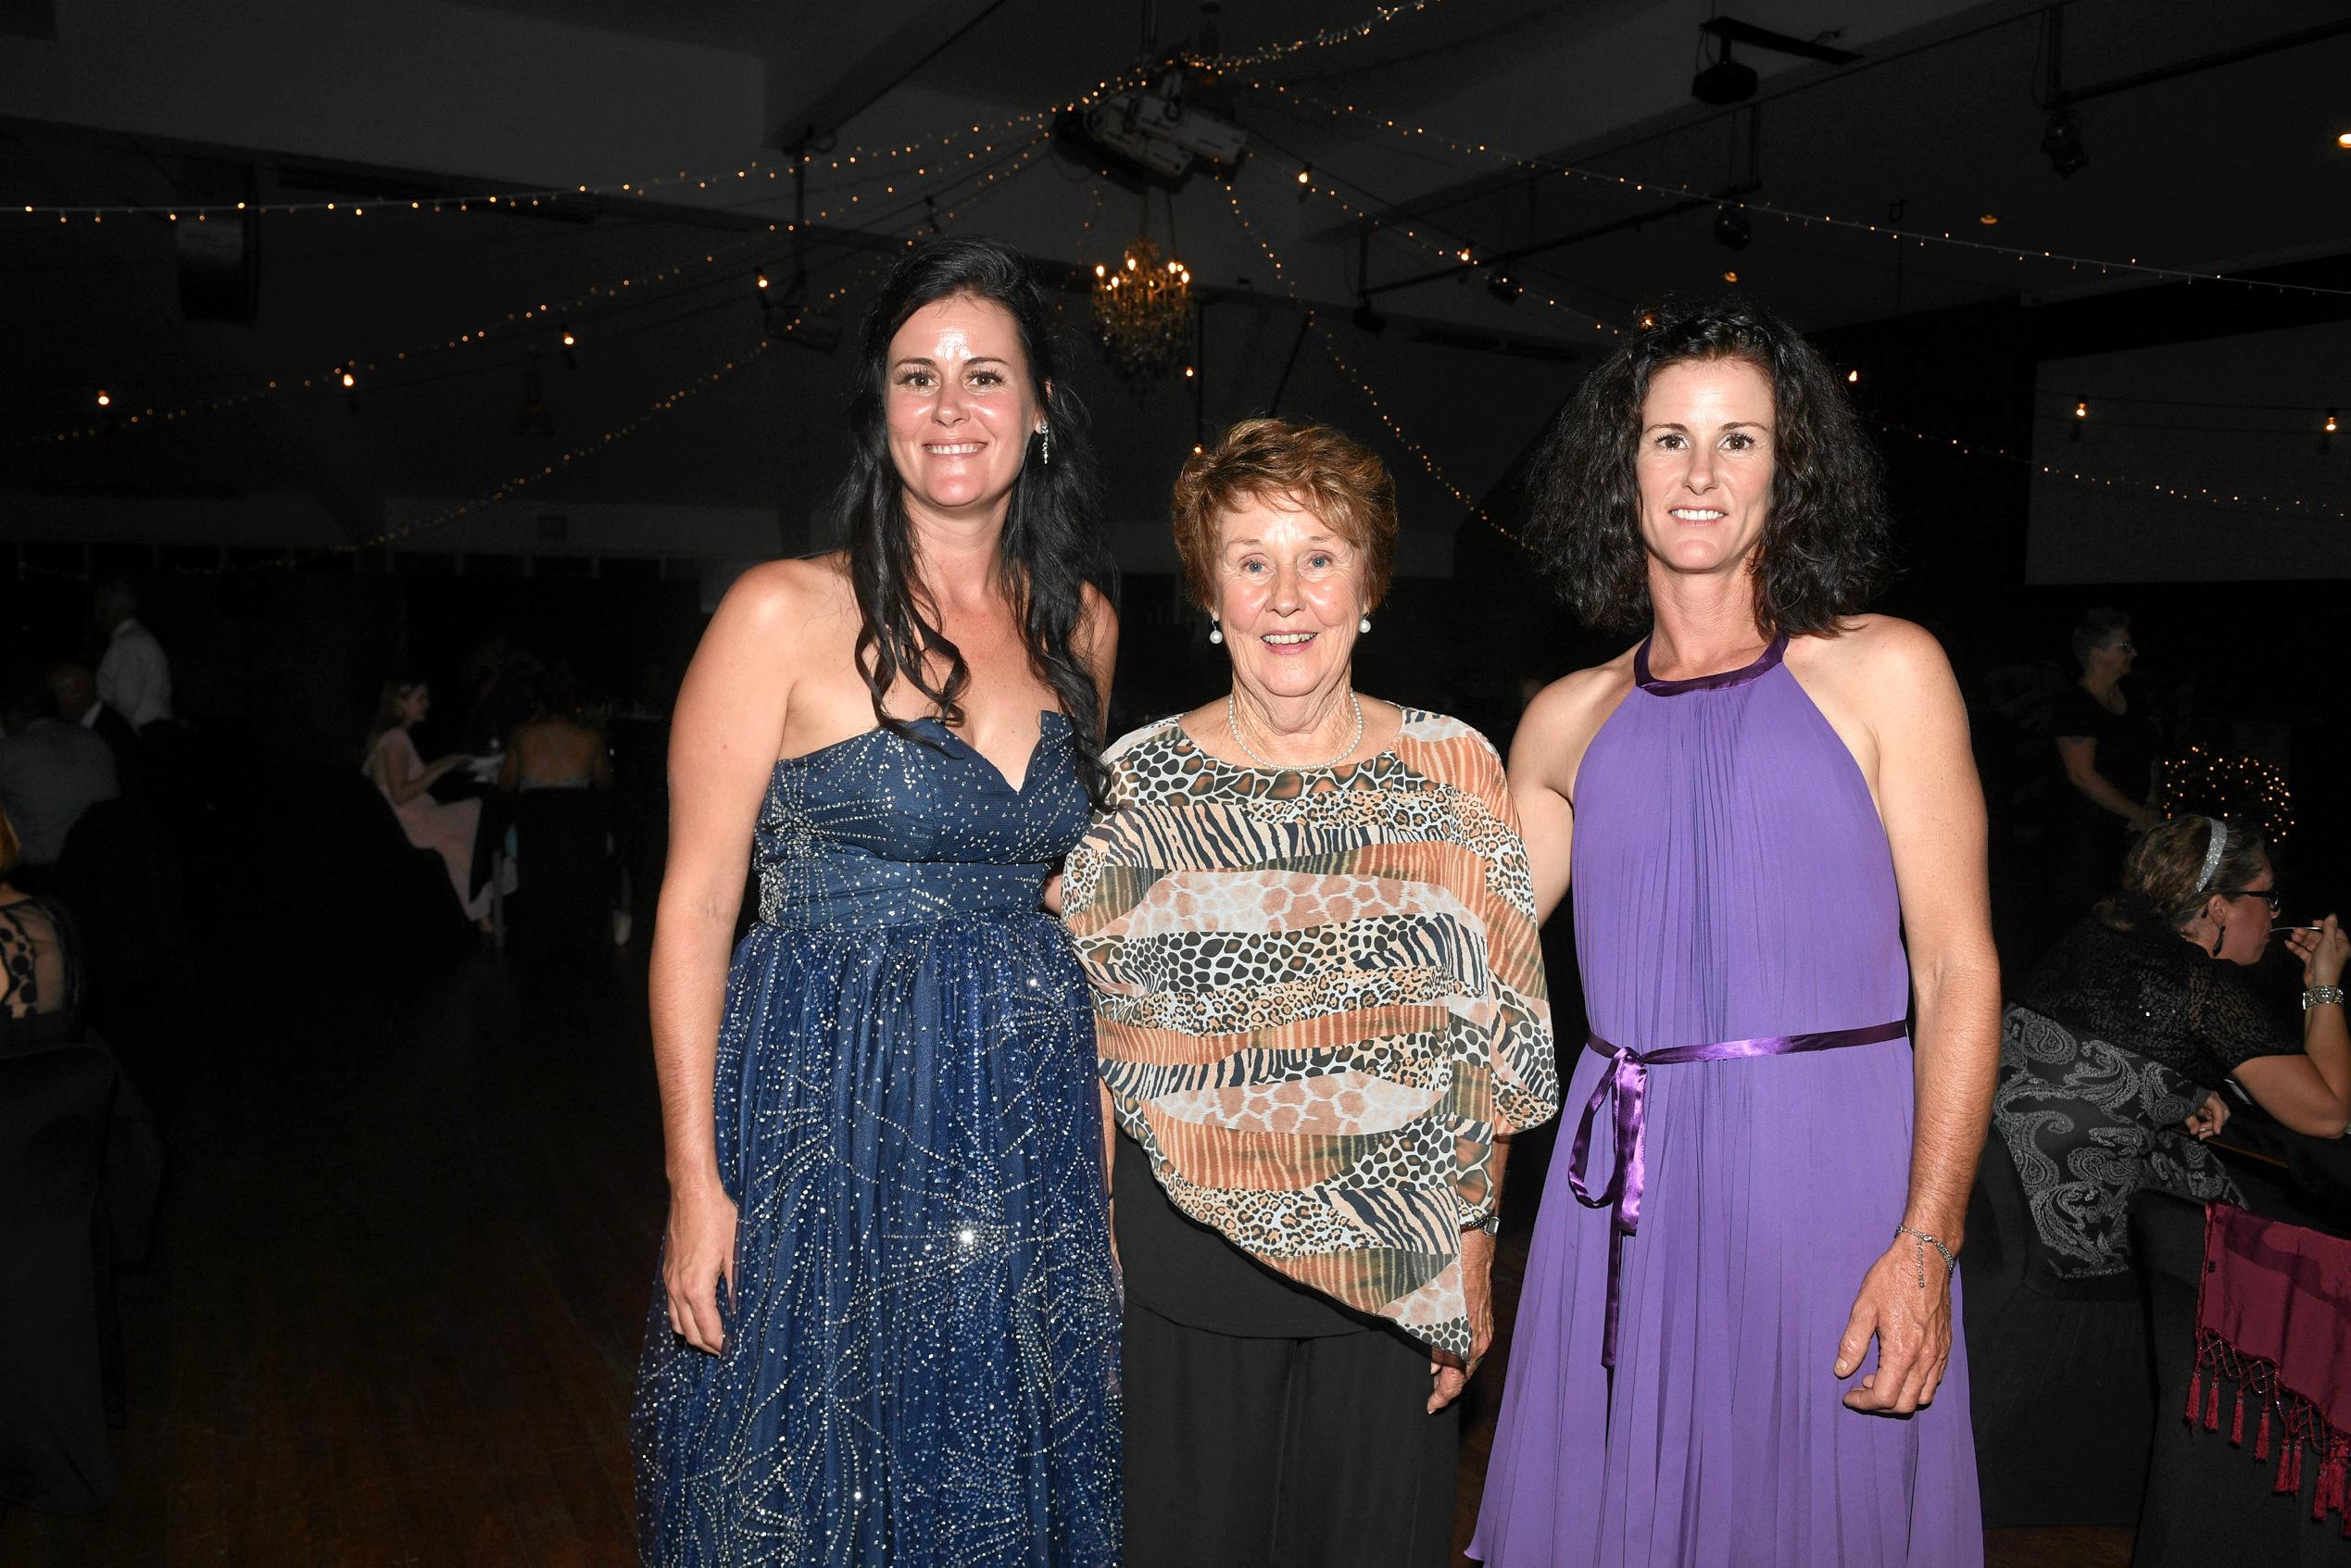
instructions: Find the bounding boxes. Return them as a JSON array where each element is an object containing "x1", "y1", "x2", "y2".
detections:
[{"x1": 2194, "y1": 817, "x2": 2229, "y2": 894}]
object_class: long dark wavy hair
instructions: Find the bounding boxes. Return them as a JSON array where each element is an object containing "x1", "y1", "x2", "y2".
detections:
[
  {"x1": 832, "y1": 237, "x2": 1115, "y2": 799},
  {"x1": 1527, "y1": 295, "x2": 1890, "y2": 635}
]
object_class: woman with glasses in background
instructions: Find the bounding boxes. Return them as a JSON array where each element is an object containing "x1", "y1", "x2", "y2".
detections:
[{"x1": 1993, "y1": 813, "x2": 2349, "y2": 1276}]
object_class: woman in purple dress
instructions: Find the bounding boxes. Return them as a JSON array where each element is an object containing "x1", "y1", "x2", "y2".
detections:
[{"x1": 1472, "y1": 299, "x2": 1998, "y2": 1567}]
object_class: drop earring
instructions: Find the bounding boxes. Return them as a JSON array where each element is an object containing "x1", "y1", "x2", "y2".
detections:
[
  {"x1": 1358, "y1": 615, "x2": 1372, "y2": 634},
  {"x1": 1208, "y1": 617, "x2": 1224, "y2": 646},
  {"x1": 1038, "y1": 425, "x2": 1050, "y2": 466}
]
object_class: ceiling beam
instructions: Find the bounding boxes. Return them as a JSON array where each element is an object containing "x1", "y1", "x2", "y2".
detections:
[{"x1": 762, "y1": 0, "x2": 1015, "y2": 151}]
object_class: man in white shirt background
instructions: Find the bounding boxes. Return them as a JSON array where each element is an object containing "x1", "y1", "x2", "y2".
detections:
[{"x1": 93, "y1": 579, "x2": 173, "y2": 733}]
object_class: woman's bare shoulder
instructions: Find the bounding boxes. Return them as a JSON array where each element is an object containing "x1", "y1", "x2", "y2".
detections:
[
  {"x1": 1512, "y1": 651, "x2": 1641, "y2": 798},
  {"x1": 1792, "y1": 615, "x2": 1956, "y2": 707},
  {"x1": 1520, "y1": 653, "x2": 1639, "y2": 745}
]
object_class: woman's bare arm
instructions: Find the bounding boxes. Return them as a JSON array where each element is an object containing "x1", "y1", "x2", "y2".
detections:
[
  {"x1": 2055, "y1": 734, "x2": 2155, "y2": 827},
  {"x1": 649, "y1": 559, "x2": 816, "y2": 1351},
  {"x1": 1824, "y1": 621, "x2": 2001, "y2": 1416},
  {"x1": 1504, "y1": 665, "x2": 1630, "y2": 927}
]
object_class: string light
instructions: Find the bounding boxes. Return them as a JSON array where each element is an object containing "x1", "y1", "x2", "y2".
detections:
[
  {"x1": 1868, "y1": 418, "x2": 2351, "y2": 522},
  {"x1": 1223, "y1": 175, "x2": 1516, "y2": 544},
  {"x1": 11, "y1": 106, "x2": 1062, "y2": 221},
  {"x1": 2158, "y1": 746, "x2": 2294, "y2": 846},
  {"x1": 1180, "y1": 0, "x2": 1447, "y2": 72},
  {"x1": 1257, "y1": 85, "x2": 2351, "y2": 301},
  {"x1": 94, "y1": 390, "x2": 111, "y2": 408},
  {"x1": 23, "y1": 139, "x2": 1050, "y2": 449},
  {"x1": 1288, "y1": 167, "x2": 1617, "y2": 334}
]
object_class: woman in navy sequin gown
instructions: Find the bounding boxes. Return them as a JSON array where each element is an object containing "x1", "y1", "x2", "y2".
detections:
[{"x1": 632, "y1": 238, "x2": 1122, "y2": 1566}]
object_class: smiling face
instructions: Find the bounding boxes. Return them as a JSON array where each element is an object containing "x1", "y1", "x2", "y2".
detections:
[
  {"x1": 884, "y1": 294, "x2": 1044, "y2": 521},
  {"x1": 1210, "y1": 492, "x2": 1367, "y2": 710},
  {"x1": 1634, "y1": 355, "x2": 1778, "y2": 586}
]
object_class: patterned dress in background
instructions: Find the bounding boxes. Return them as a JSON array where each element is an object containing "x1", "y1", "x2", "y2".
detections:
[
  {"x1": 1061, "y1": 708, "x2": 1558, "y2": 1357},
  {"x1": 1994, "y1": 913, "x2": 2296, "y2": 1276},
  {"x1": 631, "y1": 711, "x2": 1119, "y2": 1567}
]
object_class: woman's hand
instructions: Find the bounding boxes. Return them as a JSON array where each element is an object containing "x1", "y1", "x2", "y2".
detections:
[
  {"x1": 2182, "y1": 1092, "x2": 2230, "y2": 1140},
  {"x1": 662, "y1": 1175, "x2": 740, "y2": 1355},
  {"x1": 2289, "y1": 914, "x2": 2346, "y2": 989},
  {"x1": 1428, "y1": 1227, "x2": 1497, "y2": 1413},
  {"x1": 1835, "y1": 1237, "x2": 1953, "y2": 1416}
]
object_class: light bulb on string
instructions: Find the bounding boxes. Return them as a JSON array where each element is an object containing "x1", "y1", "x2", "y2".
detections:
[
  {"x1": 2071, "y1": 396, "x2": 2087, "y2": 443},
  {"x1": 2325, "y1": 409, "x2": 2338, "y2": 456},
  {"x1": 94, "y1": 390, "x2": 112, "y2": 409}
]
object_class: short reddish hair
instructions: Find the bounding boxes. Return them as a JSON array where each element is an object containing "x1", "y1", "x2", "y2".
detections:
[{"x1": 1170, "y1": 418, "x2": 1397, "y2": 611}]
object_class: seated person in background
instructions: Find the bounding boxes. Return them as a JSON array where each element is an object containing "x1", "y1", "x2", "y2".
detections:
[
  {"x1": 362, "y1": 678, "x2": 489, "y2": 929},
  {"x1": 0, "y1": 672, "x2": 119, "y2": 877},
  {"x1": 1996, "y1": 814, "x2": 2348, "y2": 1275},
  {"x1": 497, "y1": 674, "x2": 610, "y2": 793},
  {"x1": 0, "y1": 800, "x2": 82, "y2": 1047},
  {"x1": 44, "y1": 658, "x2": 138, "y2": 779}
]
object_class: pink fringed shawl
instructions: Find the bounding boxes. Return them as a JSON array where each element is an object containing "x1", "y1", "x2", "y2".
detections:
[{"x1": 2188, "y1": 1201, "x2": 2351, "y2": 1529}]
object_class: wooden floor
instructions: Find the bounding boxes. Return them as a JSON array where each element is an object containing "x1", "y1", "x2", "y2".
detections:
[{"x1": 2, "y1": 943, "x2": 2132, "y2": 1566}]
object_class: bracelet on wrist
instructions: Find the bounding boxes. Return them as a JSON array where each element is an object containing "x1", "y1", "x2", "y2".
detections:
[
  {"x1": 1894, "y1": 1223, "x2": 1956, "y2": 1289},
  {"x1": 2307, "y1": 984, "x2": 2346, "y2": 1011}
]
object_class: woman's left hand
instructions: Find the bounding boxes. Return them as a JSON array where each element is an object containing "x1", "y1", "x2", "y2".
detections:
[
  {"x1": 2182, "y1": 1092, "x2": 2229, "y2": 1140},
  {"x1": 1834, "y1": 1237, "x2": 1953, "y2": 1416},
  {"x1": 1429, "y1": 1228, "x2": 1497, "y2": 1413}
]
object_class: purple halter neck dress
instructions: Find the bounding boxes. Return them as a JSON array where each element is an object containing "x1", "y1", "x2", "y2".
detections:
[{"x1": 1471, "y1": 633, "x2": 1980, "y2": 1567}]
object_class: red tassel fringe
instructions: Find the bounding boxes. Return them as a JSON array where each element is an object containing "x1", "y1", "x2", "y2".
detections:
[{"x1": 2192, "y1": 1329, "x2": 2351, "y2": 1529}]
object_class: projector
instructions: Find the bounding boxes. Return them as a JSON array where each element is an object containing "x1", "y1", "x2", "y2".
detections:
[
  {"x1": 1071, "y1": 69, "x2": 1249, "y2": 182},
  {"x1": 1691, "y1": 58, "x2": 1758, "y2": 104}
]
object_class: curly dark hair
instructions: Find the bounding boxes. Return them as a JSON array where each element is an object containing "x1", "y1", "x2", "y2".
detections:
[
  {"x1": 1526, "y1": 295, "x2": 1890, "y2": 635},
  {"x1": 833, "y1": 237, "x2": 1116, "y2": 801}
]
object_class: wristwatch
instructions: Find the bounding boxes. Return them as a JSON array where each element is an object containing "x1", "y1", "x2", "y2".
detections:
[{"x1": 2306, "y1": 985, "x2": 2346, "y2": 1011}]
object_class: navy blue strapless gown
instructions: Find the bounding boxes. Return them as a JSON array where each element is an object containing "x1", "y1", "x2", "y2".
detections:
[{"x1": 632, "y1": 712, "x2": 1120, "y2": 1566}]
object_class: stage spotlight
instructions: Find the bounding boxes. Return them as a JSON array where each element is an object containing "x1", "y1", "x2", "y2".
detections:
[
  {"x1": 1713, "y1": 209, "x2": 1752, "y2": 250},
  {"x1": 2041, "y1": 109, "x2": 2088, "y2": 178}
]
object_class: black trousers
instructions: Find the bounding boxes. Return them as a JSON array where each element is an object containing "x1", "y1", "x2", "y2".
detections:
[{"x1": 1120, "y1": 1298, "x2": 1459, "y2": 1568}]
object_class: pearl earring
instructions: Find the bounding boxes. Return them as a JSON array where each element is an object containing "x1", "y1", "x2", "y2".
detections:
[
  {"x1": 1358, "y1": 615, "x2": 1372, "y2": 634},
  {"x1": 1208, "y1": 618, "x2": 1223, "y2": 646}
]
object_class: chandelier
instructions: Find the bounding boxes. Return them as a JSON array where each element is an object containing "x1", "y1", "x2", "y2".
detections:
[{"x1": 1091, "y1": 235, "x2": 1192, "y2": 386}]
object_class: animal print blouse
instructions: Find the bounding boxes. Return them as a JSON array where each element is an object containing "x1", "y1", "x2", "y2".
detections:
[{"x1": 1062, "y1": 708, "x2": 1558, "y2": 1356}]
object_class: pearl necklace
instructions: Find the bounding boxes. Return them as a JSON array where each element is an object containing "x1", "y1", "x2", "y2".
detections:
[{"x1": 1226, "y1": 691, "x2": 1364, "y2": 771}]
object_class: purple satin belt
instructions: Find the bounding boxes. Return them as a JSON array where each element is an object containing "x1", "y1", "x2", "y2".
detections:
[{"x1": 1566, "y1": 1020, "x2": 1909, "y2": 1368}]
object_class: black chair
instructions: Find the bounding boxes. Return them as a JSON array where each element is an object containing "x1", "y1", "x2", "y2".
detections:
[
  {"x1": 504, "y1": 790, "x2": 618, "y2": 961},
  {"x1": 1961, "y1": 1135, "x2": 2154, "y2": 1526},
  {"x1": 2131, "y1": 1192, "x2": 2348, "y2": 1565},
  {"x1": 256, "y1": 768, "x2": 471, "y2": 958},
  {"x1": 0, "y1": 1039, "x2": 123, "y2": 1512}
]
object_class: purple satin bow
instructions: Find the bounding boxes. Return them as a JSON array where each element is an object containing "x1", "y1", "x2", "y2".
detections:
[{"x1": 1566, "y1": 1020, "x2": 1909, "y2": 1368}]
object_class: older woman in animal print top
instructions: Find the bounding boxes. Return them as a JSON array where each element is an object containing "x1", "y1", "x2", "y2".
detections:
[{"x1": 1061, "y1": 418, "x2": 1558, "y2": 1568}]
